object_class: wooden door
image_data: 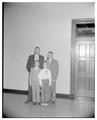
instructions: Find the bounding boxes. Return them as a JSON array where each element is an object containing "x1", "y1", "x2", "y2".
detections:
[
  {"x1": 71, "y1": 19, "x2": 95, "y2": 98},
  {"x1": 75, "y1": 38, "x2": 95, "y2": 97}
]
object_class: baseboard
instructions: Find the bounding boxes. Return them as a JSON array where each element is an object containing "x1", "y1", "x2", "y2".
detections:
[
  {"x1": 56, "y1": 93, "x2": 74, "y2": 99},
  {"x1": 3, "y1": 89, "x2": 74, "y2": 99},
  {"x1": 3, "y1": 89, "x2": 28, "y2": 95}
]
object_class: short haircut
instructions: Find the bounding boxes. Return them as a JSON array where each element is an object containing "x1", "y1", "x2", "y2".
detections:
[
  {"x1": 48, "y1": 51, "x2": 53, "y2": 55},
  {"x1": 35, "y1": 46, "x2": 40, "y2": 50}
]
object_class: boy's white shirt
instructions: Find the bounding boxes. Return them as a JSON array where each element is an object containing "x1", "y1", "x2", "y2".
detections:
[{"x1": 38, "y1": 68, "x2": 52, "y2": 86}]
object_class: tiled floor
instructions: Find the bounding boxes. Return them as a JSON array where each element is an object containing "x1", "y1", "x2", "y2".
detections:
[{"x1": 3, "y1": 93, "x2": 95, "y2": 118}]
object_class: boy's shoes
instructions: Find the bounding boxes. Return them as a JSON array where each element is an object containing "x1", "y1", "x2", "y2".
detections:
[
  {"x1": 52, "y1": 101, "x2": 55, "y2": 104},
  {"x1": 33, "y1": 102, "x2": 36, "y2": 105},
  {"x1": 41, "y1": 103, "x2": 45, "y2": 106},
  {"x1": 24, "y1": 100, "x2": 31, "y2": 104},
  {"x1": 33, "y1": 102, "x2": 40, "y2": 105},
  {"x1": 44, "y1": 103, "x2": 48, "y2": 106},
  {"x1": 37, "y1": 103, "x2": 40, "y2": 105},
  {"x1": 41, "y1": 103, "x2": 48, "y2": 106}
]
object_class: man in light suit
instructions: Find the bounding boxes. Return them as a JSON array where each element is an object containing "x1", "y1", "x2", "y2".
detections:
[
  {"x1": 25, "y1": 47, "x2": 44, "y2": 103},
  {"x1": 47, "y1": 51, "x2": 59, "y2": 103}
]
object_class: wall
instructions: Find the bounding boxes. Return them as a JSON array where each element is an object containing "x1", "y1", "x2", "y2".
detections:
[{"x1": 4, "y1": 2, "x2": 94, "y2": 94}]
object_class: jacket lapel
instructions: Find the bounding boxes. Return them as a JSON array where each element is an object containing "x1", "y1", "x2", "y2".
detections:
[
  {"x1": 39, "y1": 55, "x2": 41, "y2": 62},
  {"x1": 33, "y1": 55, "x2": 35, "y2": 61},
  {"x1": 49, "y1": 59, "x2": 54, "y2": 68}
]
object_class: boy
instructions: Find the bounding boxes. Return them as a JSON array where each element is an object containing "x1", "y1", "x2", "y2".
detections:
[
  {"x1": 38, "y1": 61, "x2": 52, "y2": 106},
  {"x1": 29, "y1": 60, "x2": 40, "y2": 105}
]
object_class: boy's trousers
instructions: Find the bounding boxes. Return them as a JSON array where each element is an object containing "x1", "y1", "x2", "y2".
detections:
[
  {"x1": 28, "y1": 82, "x2": 32, "y2": 101},
  {"x1": 41, "y1": 79, "x2": 50, "y2": 103},
  {"x1": 27, "y1": 74, "x2": 32, "y2": 102},
  {"x1": 32, "y1": 81, "x2": 40, "y2": 103}
]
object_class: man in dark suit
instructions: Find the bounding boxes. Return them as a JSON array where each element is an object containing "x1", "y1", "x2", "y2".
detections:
[
  {"x1": 25, "y1": 47, "x2": 44, "y2": 103},
  {"x1": 47, "y1": 51, "x2": 59, "y2": 103}
]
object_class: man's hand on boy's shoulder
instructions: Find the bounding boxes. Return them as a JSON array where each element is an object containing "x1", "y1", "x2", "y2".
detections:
[{"x1": 40, "y1": 84, "x2": 42, "y2": 87}]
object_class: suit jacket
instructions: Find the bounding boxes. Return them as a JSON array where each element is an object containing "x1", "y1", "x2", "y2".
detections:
[
  {"x1": 26, "y1": 55, "x2": 44, "y2": 72},
  {"x1": 48, "y1": 59, "x2": 59, "y2": 81}
]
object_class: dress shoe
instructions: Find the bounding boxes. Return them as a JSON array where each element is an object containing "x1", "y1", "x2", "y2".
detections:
[
  {"x1": 37, "y1": 103, "x2": 40, "y2": 105},
  {"x1": 41, "y1": 103, "x2": 45, "y2": 106},
  {"x1": 52, "y1": 101, "x2": 55, "y2": 104},
  {"x1": 44, "y1": 103, "x2": 48, "y2": 106},
  {"x1": 33, "y1": 102, "x2": 36, "y2": 105},
  {"x1": 24, "y1": 100, "x2": 31, "y2": 103}
]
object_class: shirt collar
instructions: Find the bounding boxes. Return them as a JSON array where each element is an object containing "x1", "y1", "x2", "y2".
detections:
[
  {"x1": 43, "y1": 68, "x2": 48, "y2": 72},
  {"x1": 35, "y1": 54, "x2": 39, "y2": 56}
]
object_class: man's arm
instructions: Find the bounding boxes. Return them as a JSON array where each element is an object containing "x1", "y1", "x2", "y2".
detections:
[
  {"x1": 53, "y1": 60, "x2": 59, "y2": 80},
  {"x1": 26, "y1": 56, "x2": 31, "y2": 72}
]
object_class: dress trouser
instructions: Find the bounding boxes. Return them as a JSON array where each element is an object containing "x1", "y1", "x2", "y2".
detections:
[
  {"x1": 32, "y1": 81, "x2": 40, "y2": 103},
  {"x1": 27, "y1": 73, "x2": 32, "y2": 101},
  {"x1": 51, "y1": 81, "x2": 56, "y2": 102},
  {"x1": 41, "y1": 79, "x2": 50, "y2": 103},
  {"x1": 27, "y1": 82, "x2": 32, "y2": 101}
]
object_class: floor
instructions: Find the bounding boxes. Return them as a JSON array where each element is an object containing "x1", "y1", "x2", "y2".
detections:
[{"x1": 3, "y1": 93, "x2": 95, "y2": 118}]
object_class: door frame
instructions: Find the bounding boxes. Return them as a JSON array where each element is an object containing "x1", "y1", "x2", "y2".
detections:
[{"x1": 70, "y1": 18, "x2": 95, "y2": 97}]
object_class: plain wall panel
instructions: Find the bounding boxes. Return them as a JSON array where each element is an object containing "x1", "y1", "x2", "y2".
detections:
[{"x1": 4, "y1": 2, "x2": 94, "y2": 94}]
